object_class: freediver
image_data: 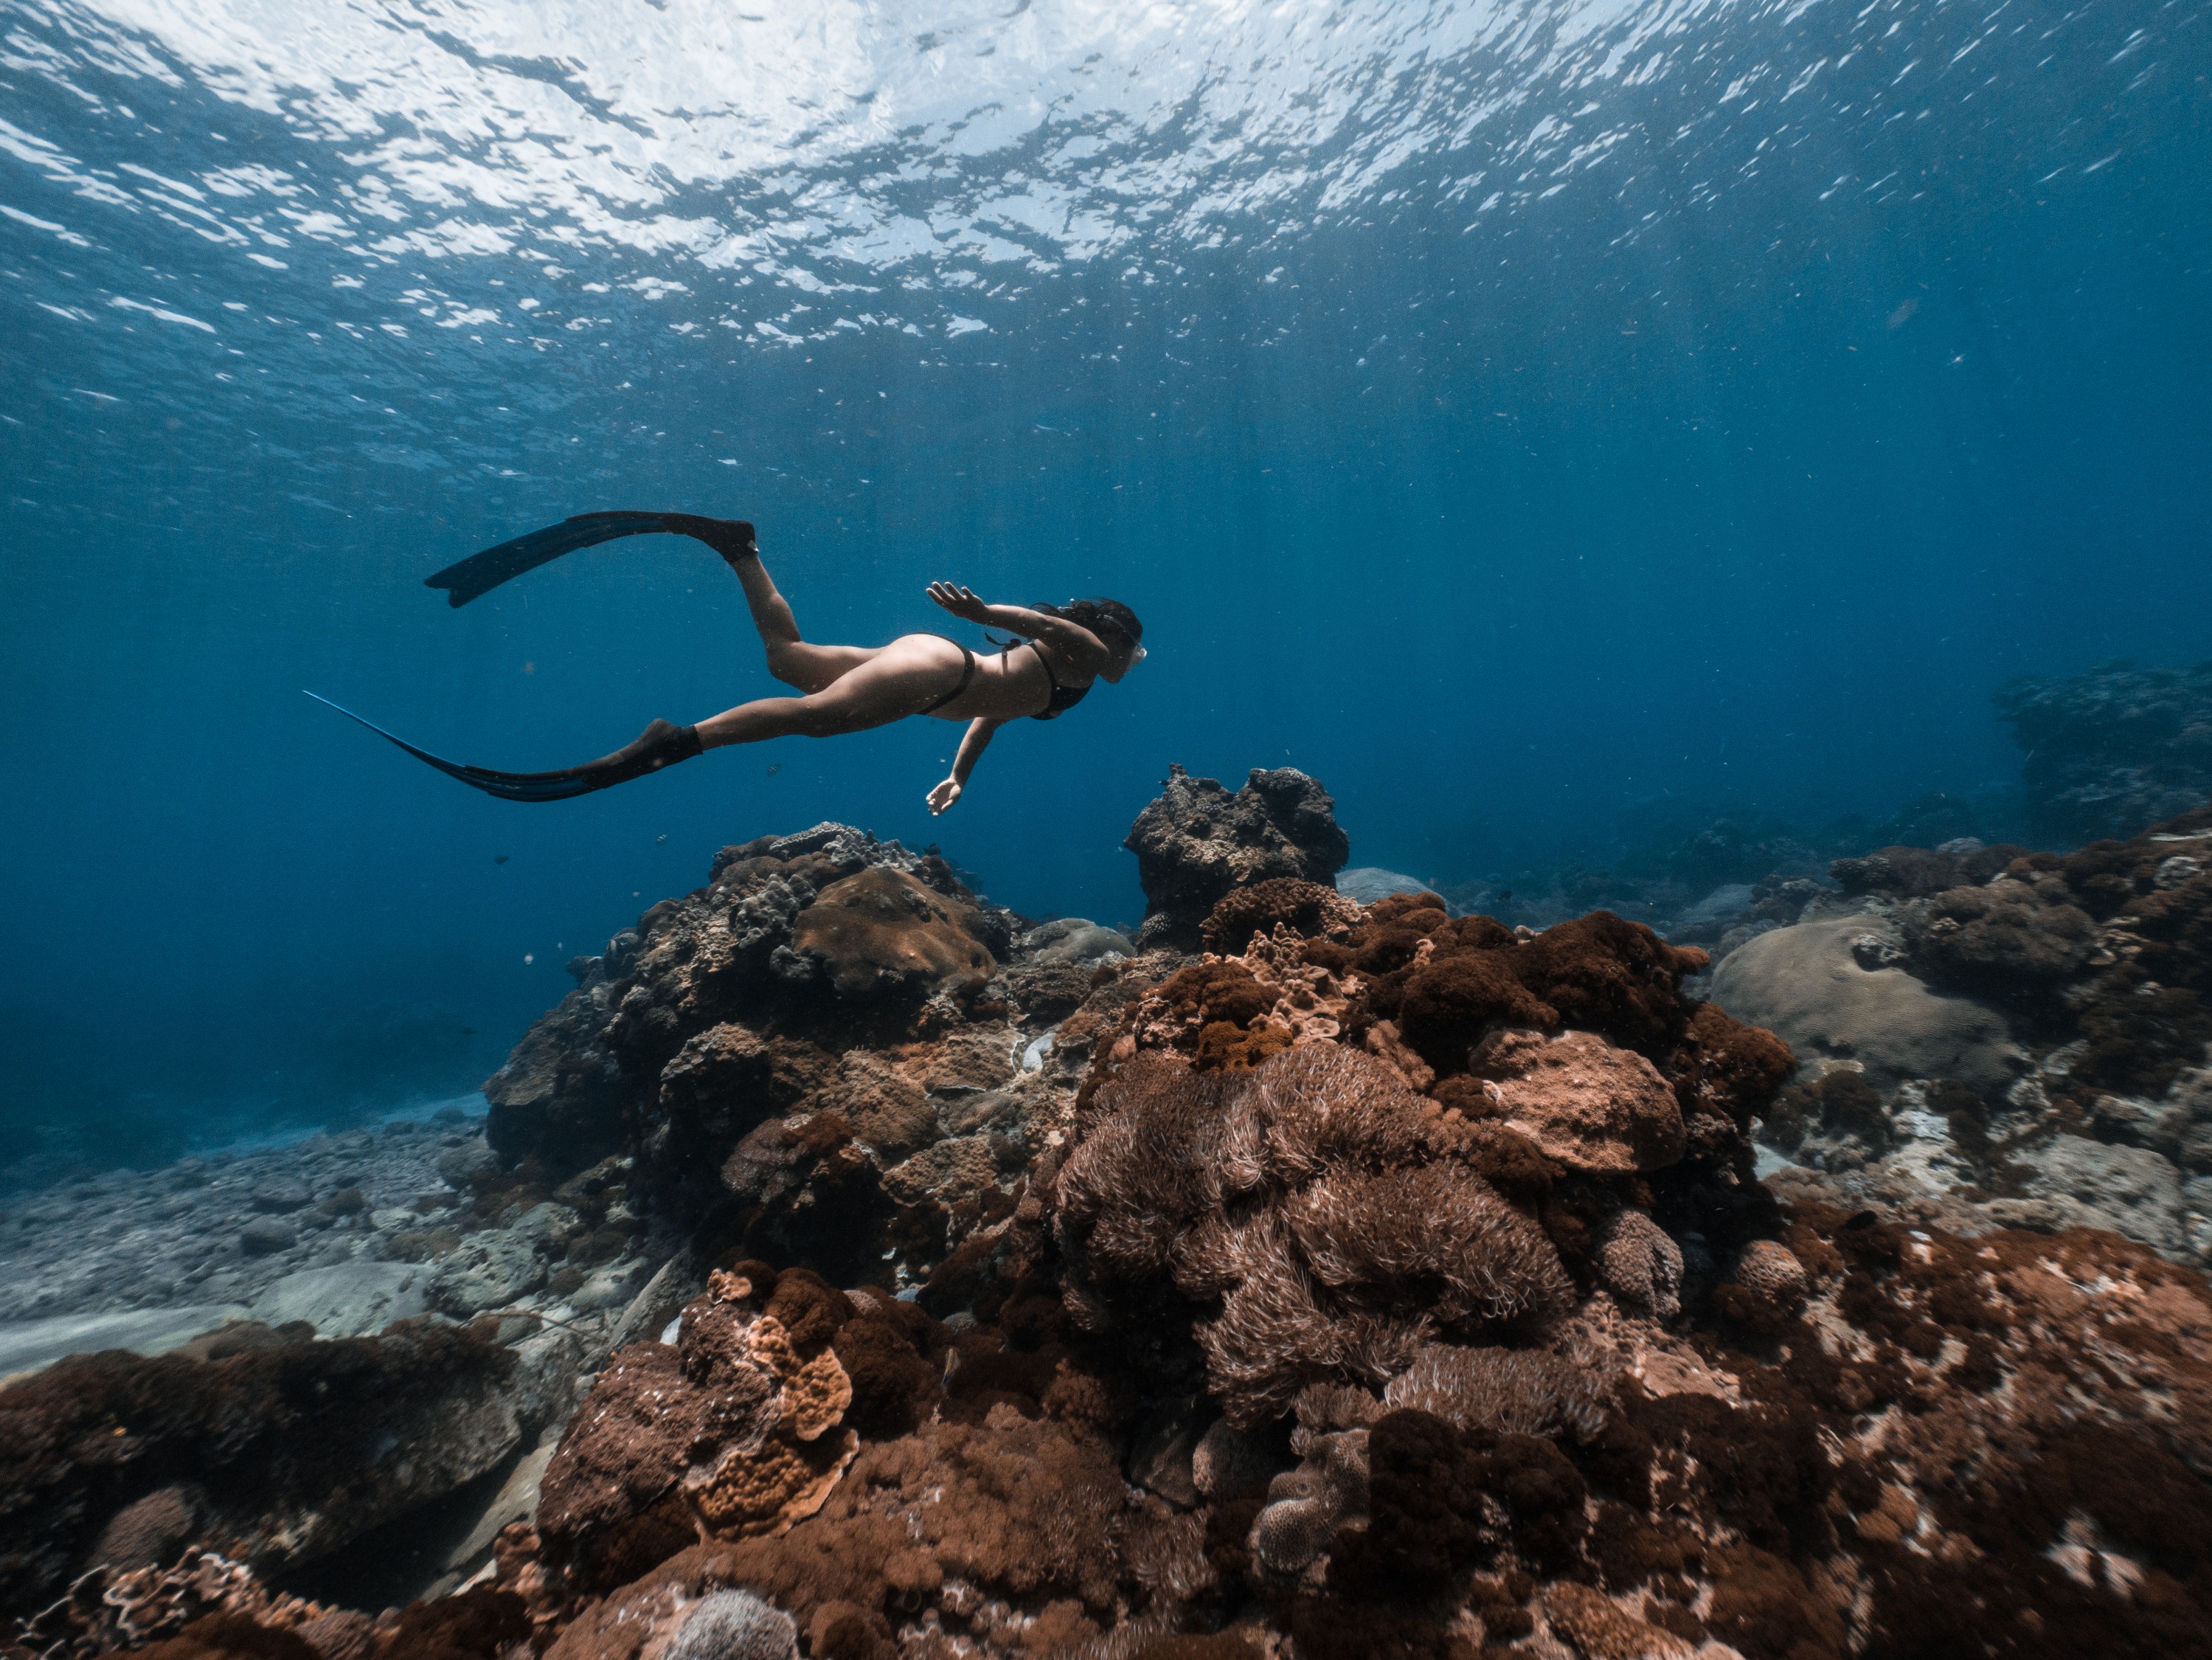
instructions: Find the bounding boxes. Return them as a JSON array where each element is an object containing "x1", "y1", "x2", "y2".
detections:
[{"x1": 310, "y1": 513, "x2": 1145, "y2": 815}]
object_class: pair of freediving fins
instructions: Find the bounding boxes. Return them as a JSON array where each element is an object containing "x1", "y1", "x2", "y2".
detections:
[{"x1": 309, "y1": 511, "x2": 755, "y2": 801}]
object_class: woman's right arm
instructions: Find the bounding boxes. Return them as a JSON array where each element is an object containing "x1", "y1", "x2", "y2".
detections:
[
  {"x1": 929, "y1": 717, "x2": 1002, "y2": 814},
  {"x1": 926, "y1": 583, "x2": 1109, "y2": 671}
]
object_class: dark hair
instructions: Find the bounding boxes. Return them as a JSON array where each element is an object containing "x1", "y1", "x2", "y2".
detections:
[{"x1": 1036, "y1": 597, "x2": 1144, "y2": 654}]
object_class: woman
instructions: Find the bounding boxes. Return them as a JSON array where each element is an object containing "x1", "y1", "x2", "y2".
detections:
[
  {"x1": 313, "y1": 512, "x2": 1144, "y2": 812},
  {"x1": 701, "y1": 530, "x2": 1145, "y2": 815}
]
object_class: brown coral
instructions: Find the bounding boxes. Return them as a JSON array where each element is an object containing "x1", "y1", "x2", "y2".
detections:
[
  {"x1": 1380, "y1": 1344, "x2": 1609, "y2": 1443},
  {"x1": 1199, "y1": 879, "x2": 1362, "y2": 955},
  {"x1": 541, "y1": 1268, "x2": 864, "y2": 1581},
  {"x1": 1592, "y1": 1210, "x2": 1685, "y2": 1321},
  {"x1": 1055, "y1": 1044, "x2": 1569, "y2": 1427}
]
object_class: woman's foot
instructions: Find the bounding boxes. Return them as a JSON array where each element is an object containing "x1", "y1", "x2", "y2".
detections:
[
  {"x1": 575, "y1": 718, "x2": 704, "y2": 789},
  {"x1": 660, "y1": 513, "x2": 758, "y2": 564}
]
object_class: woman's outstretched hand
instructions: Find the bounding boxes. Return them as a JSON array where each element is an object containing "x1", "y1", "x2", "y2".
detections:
[
  {"x1": 927, "y1": 776, "x2": 963, "y2": 815},
  {"x1": 926, "y1": 581, "x2": 993, "y2": 623}
]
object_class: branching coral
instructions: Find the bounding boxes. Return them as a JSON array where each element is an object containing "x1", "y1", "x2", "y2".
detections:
[{"x1": 9, "y1": 1552, "x2": 350, "y2": 1660}]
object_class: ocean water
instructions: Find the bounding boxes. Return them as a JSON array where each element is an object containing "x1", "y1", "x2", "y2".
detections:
[{"x1": 2, "y1": 0, "x2": 2206, "y2": 1172}]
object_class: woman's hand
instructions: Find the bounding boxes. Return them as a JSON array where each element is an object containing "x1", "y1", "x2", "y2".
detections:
[
  {"x1": 926, "y1": 775, "x2": 963, "y2": 815},
  {"x1": 926, "y1": 581, "x2": 993, "y2": 623}
]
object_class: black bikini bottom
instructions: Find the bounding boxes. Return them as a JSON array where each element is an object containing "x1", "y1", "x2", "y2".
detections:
[{"x1": 918, "y1": 639, "x2": 976, "y2": 714}]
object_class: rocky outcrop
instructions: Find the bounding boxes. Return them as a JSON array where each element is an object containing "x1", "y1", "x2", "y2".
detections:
[
  {"x1": 1997, "y1": 658, "x2": 2212, "y2": 843},
  {"x1": 1123, "y1": 765, "x2": 1351, "y2": 948}
]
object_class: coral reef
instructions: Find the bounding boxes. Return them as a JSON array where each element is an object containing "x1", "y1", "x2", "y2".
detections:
[
  {"x1": 12, "y1": 781, "x2": 2212, "y2": 1660},
  {"x1": 1996, "y1": 657, "x2": 2212, "y2": 843},
  {"x1": 462, "y1": 823, "x2": 1137, "y2": 1298},
  {"x1": 1124, "y1": 767, "x2": 1351, "y2": 949}
]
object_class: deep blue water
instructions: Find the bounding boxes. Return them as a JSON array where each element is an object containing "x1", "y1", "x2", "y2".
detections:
[{"x1": 3, "y1": 0, "x2": 2208, "y2": 1169}]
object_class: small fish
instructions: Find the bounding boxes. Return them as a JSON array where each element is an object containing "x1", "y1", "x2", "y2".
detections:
[
  {"x1": 493, "y1": 854, "x2": 510, "y2": 865},
  {"x1": 767, "y1": 763, "x2": 780, "y2": 776},
  {"x1": 656, "y1": 834, "x2": 668, "y2": 844}
]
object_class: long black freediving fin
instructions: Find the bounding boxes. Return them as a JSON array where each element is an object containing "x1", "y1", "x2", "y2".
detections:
[
  {"x1": 423, "y1": 511, "x2": 757, "y2": 608},
  {"x1": 304, "y1": 691, "x2": 703, "y2": 802}
]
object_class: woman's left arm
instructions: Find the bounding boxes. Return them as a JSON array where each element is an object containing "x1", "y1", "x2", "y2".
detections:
[{"x1": 929, "y1": 716, "x2": 1002, "y2": 815}]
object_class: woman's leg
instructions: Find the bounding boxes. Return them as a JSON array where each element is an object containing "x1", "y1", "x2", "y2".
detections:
[
  {"x1": 724, "y1": 547, "x2": 875, "y2": 692},
  {"x1": 696, "y1": 636, "x2": 967, "y2": 750}
]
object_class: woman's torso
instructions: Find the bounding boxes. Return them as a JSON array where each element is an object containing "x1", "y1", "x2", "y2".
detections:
[{"x1": 905, "y1": 634, "x2": 1091, "y2": 722}]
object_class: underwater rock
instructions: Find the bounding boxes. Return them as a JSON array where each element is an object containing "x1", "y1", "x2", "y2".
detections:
[
  {"x1": 474, "y1": 823, "x2": 1050, "y2": 1282},
  {"x1": 431, "y1": 1229, "x2": 545, "y2": 1316},
  {"x1": 1123, "y1": 764, "x2": 1351, "y2": 949},
  {"x1": 484, "y1": 983, "x2": 626, "y2": 1177},
  {"x1": 238, "y1": 1219, "x2": 297, "y2": 1258},
  {"x1": 1996, "y1": 657, "x2": 2212, "y2": 843},
  {"x1": 1993, "y1": 1135, "x2": 2187, "y2": 1250},
  {"x1": 245, "y1": 1262, "x2": 429, "y2": 1338},
  {"x1": 246, "y1": 1180, "x2": 312, "y2": 1214},
  {"x1": 1710, "y1": 916, "x2": 2022, "y2": 1094}
]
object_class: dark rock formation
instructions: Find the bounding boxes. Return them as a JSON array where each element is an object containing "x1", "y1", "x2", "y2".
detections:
[
  {"x1": 0, "y1": 1318, "x2": 562, "y2": 1617},
  {"x1": 1997, "y1": 658, "x2": 2212, "y2": 843},
  {"x1": 1124, "y1": 766, "x2": 1351, "y2": 949}
]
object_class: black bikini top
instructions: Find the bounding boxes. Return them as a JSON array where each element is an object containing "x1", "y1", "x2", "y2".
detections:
[{"x1": 1008, "y1": 638, "x2": 1089, "y2": 720}]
